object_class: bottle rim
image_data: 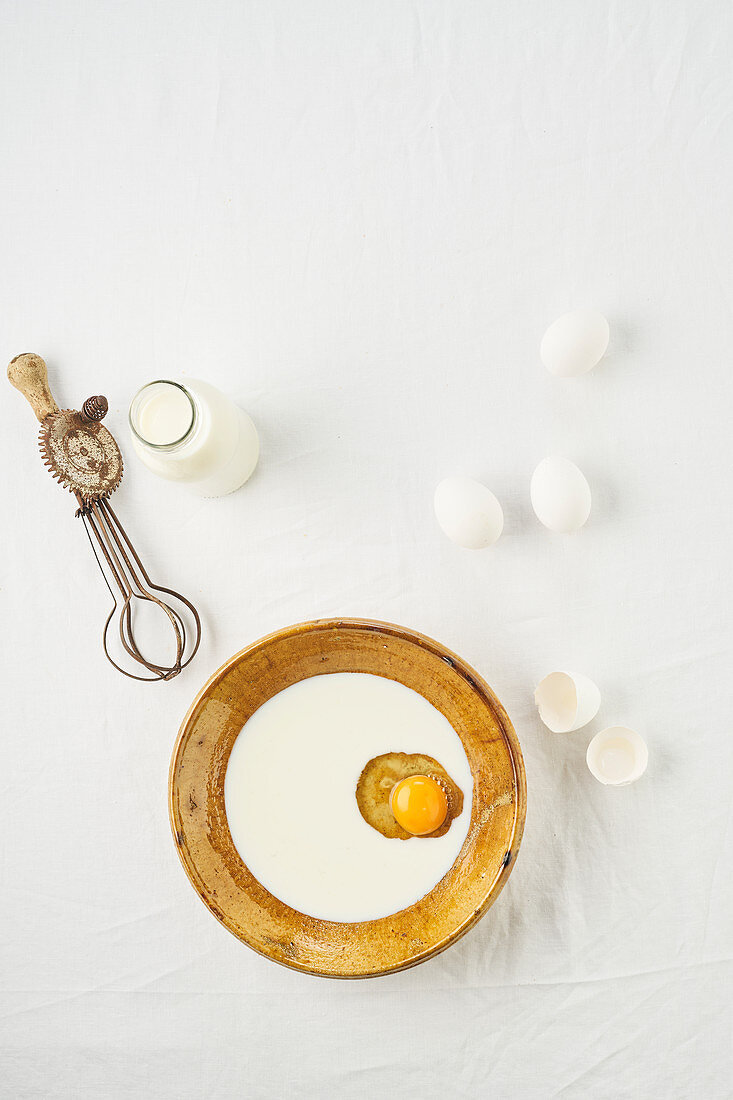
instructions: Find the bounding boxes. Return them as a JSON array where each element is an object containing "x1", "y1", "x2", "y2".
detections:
[{"x1": 128, "y1": 380, "x2": 197, "y2": 450}]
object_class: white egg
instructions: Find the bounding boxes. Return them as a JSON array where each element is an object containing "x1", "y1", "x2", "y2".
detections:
[
  {"x1": 541, "y1": 309, "x2": 610, "y2": 377},
  {"x1": 434, "y1": 476, "x2": 504, "y2": 549},
  {"x1": 531, "y1": 457, "x2": 591, "y2": 533}
]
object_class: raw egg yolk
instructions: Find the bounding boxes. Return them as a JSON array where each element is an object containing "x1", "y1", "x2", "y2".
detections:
[{"x1": 389, "y1": 774, "x2": 448, "y2": 836}]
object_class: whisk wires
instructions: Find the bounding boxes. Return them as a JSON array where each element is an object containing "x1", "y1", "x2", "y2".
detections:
[{"x1": 77, "y1": 494, "x2": 201, "y2": 681}]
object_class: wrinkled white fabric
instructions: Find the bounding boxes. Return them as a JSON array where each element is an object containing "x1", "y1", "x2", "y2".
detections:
[{"x1": 1, "y1": 1, "x2": 731, "y2": 1097}]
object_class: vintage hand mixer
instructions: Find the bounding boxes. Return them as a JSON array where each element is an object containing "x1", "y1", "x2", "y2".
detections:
[{"x1": 8, "y1": 353, "x2": 201, "y2": 681}]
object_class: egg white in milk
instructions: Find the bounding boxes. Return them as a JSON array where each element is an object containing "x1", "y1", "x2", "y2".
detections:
[{"x1": 224, "y1": 673, "x2": 473, "y2": 923}]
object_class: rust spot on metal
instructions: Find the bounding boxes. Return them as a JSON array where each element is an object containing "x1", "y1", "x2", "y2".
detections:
[{"x1": 81, "y1": 395, "x2": 108, "y2": 422}]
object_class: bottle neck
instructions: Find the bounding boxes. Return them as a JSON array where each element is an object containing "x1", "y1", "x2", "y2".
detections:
[{"x1": 129, "y1": 380, "x2": 197, "y2": 452}]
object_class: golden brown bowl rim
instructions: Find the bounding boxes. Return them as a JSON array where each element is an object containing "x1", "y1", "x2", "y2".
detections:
[{"x1": 169, "y1": 617, "x2": 527, "y2": 979}]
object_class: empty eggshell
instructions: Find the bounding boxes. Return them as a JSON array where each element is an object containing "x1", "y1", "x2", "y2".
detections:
[
  {"x1": 541, "y1": 309, "x2": 610, "y2": 377},
  {"x1": 534, "y1": 671, "x2": 601, "y2": 733},
  {"x1": 434, "y1": 476, "x2": 504, "y2": 549},
  {"x1": 530, "y1": 456, "x2": 591, "y2": 533},
  {"x1": 586, "y1": 726, "x2": 648, "y2": 786}
]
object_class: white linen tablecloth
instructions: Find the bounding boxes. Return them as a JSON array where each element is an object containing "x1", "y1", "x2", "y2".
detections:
[{"x1": 1, "y1": 2, "x2": 731, "y2": 1096}]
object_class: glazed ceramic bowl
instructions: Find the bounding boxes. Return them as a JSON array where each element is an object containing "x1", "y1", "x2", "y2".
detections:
[{"x1": 169, "y1": 618, "x2": 526, "y2": 978}]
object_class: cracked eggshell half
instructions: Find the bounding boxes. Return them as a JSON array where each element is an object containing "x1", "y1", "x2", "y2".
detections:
[
  {"x1": 534, "y1": 671, "x2": 601, "y2": 733},
  {"x1": 434, "y1": 476, "x2": 504, "y2": 549},
  {"x1": 531, "y1": 456, "x2": 591, "y2": 533},
  {"x1": 586, "y1": 726, "x2": 649, "y2": 786}
]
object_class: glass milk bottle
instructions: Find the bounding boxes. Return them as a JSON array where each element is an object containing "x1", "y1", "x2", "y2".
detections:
[{"x1": 128, "y1": 379, "x2": 259, "y2": 497}]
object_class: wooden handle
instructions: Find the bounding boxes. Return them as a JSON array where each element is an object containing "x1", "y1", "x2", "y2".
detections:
[{"x1": 7, "y1": 353, "x2": 60, "y2": 421}]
